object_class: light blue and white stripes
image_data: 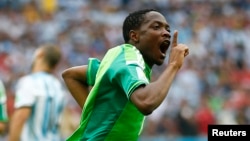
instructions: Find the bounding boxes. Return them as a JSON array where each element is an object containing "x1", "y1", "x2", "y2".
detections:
[{"x1": 15, "y1": 72, "x2": 66, "y2": 141}]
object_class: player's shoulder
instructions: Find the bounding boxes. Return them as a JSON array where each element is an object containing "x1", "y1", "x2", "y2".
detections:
[
  {"x1": 15, "y1": 74, "x2": 35, "y2": 89},
  {"x1": 18, "y1": 74, "x2": 33, "y2": 83}
]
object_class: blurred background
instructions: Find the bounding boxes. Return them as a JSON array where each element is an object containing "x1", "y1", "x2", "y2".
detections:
[{"x1": 0, "y1": 0, "x2": 250, "y2": 141}]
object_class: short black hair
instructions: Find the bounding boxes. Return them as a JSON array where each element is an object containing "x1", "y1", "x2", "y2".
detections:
[{"x1": 122, "y1": 9, "x2": 157, "y2": 43}]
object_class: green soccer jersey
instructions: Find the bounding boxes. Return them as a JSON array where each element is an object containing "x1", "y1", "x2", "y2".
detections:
[
  {"x1": 67, "y1": 44, "x2": 152, "y2": 141},
  {"x1": 0, "y1": 80, "x2": 8, "y2": 122}
]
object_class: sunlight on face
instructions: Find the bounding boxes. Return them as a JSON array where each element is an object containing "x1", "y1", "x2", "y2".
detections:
[{"x1": 30, "y1": 48, "x2": 43, "y2": 70}]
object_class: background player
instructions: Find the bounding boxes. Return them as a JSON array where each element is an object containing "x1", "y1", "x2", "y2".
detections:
[{"x1": 8, "y1": 44, "x2": 66, "y2": 141}]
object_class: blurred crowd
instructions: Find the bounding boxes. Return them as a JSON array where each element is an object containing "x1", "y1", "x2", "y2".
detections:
[{"x1": 0, "y1": 0, "x2": 250, "y2": 140}]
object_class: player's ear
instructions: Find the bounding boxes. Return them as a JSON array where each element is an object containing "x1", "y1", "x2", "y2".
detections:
[
  {"x1": 33, "y1": 48, "x2": 44, "y2": 60},
  {"x1": 129, "y1": 30, "x2": 139, "y2": 43}
]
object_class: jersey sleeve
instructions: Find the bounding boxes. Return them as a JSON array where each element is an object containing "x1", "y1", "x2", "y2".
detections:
[
  {"x1": 0, "y1": 81, "x2": 6, "y2": 104},
  {"x1": 0, "y1": 81, "x2": 8, "y2": 121},
  {"x1": 114, "y1": 63, "x2": 149, "y2": 99},
  {"x1": 15, "y1": 77, "x2": 36, "y2": 108},
  {"x1": 87, "y1": 58, "x2": 100, "y2": 86}
]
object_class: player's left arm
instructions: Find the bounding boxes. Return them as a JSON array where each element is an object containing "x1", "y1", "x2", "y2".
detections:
[{"x1": 8, "y1": 107, "x2": 31, "y2": 141}]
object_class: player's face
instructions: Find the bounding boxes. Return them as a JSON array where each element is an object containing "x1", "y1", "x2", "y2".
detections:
[{"x1": 137, "y1": 11, "x2": 171, "y2": 67}]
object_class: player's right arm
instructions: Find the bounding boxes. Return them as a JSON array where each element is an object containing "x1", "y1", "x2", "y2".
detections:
[
  {"x1": 62, "y1": 58, "x2": 100, "y2": 109},
  {"x1": 9, "y1": 77, "x2": 34, "y2": 141},
  {"x1": 8, "y1": 107, "x2": 31, "y2": 141},
  {"x1": 62, "y1": 65, "x2": 89, "y2": 109}
]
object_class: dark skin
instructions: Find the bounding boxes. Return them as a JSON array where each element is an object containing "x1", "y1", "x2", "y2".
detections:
[
  {"x1": 130, "y1": 11, "x2": 171, "y2": 67},
  {"x1": 62, "y1": 65, "x2": 88, "y2": 108},
  {"x1": 62, "y1": 11, "x2": 189, "y2": 115}
]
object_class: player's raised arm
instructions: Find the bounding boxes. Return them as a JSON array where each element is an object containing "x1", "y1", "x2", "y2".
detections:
[
  {"x1": 168, "y1": 30, "x2": 189, "y2": 67},
  {"x1": 130, "y1": 30, "x2": 189, "y2": 115}
]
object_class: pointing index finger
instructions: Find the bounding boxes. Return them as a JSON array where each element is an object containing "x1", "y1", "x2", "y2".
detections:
[{"x1": 172, "y1": 30, "x2": 178, "y2": 47}]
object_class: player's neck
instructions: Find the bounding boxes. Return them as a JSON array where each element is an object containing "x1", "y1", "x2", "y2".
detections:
[{"x1": 32, "y1": 62, "x2": 52, "y2": 73}]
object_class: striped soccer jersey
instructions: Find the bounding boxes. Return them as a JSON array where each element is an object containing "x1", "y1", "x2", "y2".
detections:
[
  {"x1": 67, "y1": 44, "x2": 152, "y2": 141},
  {"x1": 15, "y1": 72, "x2": 66, "y2": 141}
]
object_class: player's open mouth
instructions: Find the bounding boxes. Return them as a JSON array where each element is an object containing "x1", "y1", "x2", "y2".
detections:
[{"x1": 160, "y1": 40, "x2": 170, "y2": 56}]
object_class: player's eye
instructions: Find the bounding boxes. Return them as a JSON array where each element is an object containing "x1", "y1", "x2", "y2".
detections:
[{"x1": 153, "y1": 25, "x2": 160, "y2": 30}]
